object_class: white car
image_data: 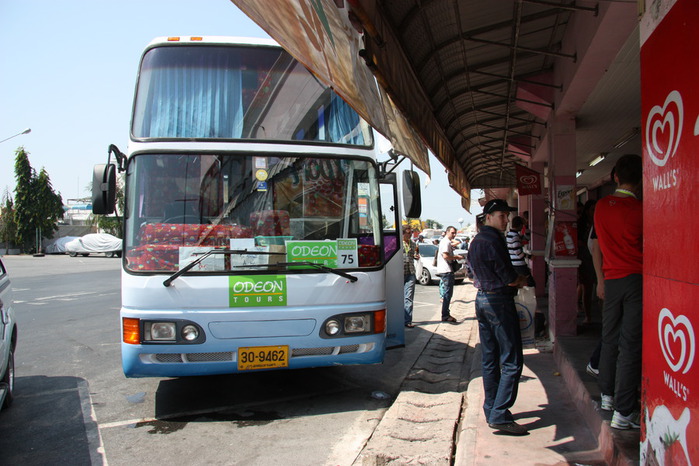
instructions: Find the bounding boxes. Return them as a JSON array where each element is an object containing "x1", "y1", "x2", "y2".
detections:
[
  {"x1": 0, "y1": 257, "x2": 17, "y2": 411},
  {"x1": 65, "y1": 233, "x2": 122, "y2": 258},
  {"x1": 414, "y1": 243, "x2": 468, "y2": 285}
]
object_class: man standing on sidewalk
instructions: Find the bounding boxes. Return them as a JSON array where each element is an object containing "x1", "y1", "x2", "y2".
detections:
[
  {"x1": 437, "y1": 226, "x2": 460, "y2": 323},
  {"x1": 468, "y1": 199, "x2": 528, "y2": 435},
  {"x1": 594, "y1": 154, "x2": 643, "y2": 430}
]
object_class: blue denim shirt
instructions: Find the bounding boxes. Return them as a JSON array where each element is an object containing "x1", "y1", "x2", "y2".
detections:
[{"x1": 468, "y1": 225, "x2": 519, "y2": 293}]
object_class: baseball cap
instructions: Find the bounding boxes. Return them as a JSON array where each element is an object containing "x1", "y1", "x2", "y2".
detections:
[{"x1": 483, "y1": 199, "x2": 517, "y2": 215}]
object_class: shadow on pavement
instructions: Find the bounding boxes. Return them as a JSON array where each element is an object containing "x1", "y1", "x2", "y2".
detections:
[{"x1": 0, "y1": 375, "x2": 103, "y2": 466}]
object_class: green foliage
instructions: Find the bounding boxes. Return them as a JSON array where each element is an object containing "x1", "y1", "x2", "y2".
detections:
[
  {"x1": 12, "y1": 147, "x2": 64, "y2": 252},
  {"x1": 424, "y1": 219, "x2": 443, "y2": 229},
  {"x1": 0, "y1": 189, "x2": 17, "y2": 250}
]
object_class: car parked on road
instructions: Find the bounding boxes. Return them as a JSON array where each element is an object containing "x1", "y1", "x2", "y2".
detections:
[
  {"x1": 414, "y1": 243, "x2": 467, "y2": 285},
  {"x1": 0, "y1": 257, "x2": 17, "y2": 412},
  {"x1": 65, "y1": 233, "x2": 122, "y2": 258}
]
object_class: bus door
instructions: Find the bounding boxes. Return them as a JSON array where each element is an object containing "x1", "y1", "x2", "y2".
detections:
[{"x1": 380, "y1": 173, "x2": 405, "y2": 348}]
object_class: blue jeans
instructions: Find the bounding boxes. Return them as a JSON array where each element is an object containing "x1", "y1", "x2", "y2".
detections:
[
  {"x1": 403, "y1": 274, "x2": 416, "y2": 324},
  {"x1": 475, "y1": 290, "x2": 523, "y2": 425},
  {"x1": 439, "y1": 272, "x2": 455, "y2": 319}
]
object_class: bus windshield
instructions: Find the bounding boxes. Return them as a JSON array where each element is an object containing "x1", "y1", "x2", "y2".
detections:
[
  {"x1": 132, "y1": 44, "x2": 372, "y2": 146},
  {"x1": 123, "y1": 153, "x2": 384, "y2": 273}
]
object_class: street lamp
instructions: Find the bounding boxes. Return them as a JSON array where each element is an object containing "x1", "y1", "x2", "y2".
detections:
[{"x1": 0, "y1": 128, "x2": 31, "y2": 144}]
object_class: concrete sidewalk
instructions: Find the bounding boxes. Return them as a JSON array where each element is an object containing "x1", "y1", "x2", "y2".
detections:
[{"x1": 356, "y1": 282, "x2": 639, "y2": 465}]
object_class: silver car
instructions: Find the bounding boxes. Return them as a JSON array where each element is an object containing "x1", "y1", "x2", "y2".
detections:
[
  {"x1": 414, "y1": 243, "x2": 467, "y2": 285},
  {"x1": 0, "y1": 257, "x2": 16, "y2": 411}
]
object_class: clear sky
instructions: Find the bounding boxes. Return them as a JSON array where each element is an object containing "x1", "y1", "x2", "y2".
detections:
[{"x1": 0, "y1": 0, "x2": 478, "y2": 228}]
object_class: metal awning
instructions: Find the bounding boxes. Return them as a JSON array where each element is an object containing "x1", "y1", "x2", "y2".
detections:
[{"x1": 231, "y1": 0, "x2": 641, "y2": 208}]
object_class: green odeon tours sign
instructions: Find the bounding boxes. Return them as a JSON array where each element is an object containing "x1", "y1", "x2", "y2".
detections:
[
  {"x1": 229, "y1": 275, "x2": 287, "y2": 307},
  {"x1": 286, "y1": 240, "x2": 338, "y2": 267}
]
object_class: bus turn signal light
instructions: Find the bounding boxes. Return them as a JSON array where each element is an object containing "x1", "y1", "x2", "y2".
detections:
[
  {"x1": 374, "y1": 310, "x2": 386, "y2": 334},
  {"x1": 123, "y1": 318, "x2": 141, "y2": 344}
]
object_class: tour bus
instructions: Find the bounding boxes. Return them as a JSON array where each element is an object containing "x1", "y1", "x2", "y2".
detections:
[{"x1": 92, "y1": 36, "x2": 421, "y2": 377}]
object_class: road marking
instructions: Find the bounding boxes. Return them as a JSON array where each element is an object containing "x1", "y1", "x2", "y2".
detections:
[
  {"x1": 36, "y1": 291, "x2": 99, "y2": 301},
  {"x1": 77, "y1": 380, "x2": 109, "y2": 466},
  {"x1": 413, "y1": 300, "x2": 436, "y2": 307},
  {"x1": 100, "y1": 417, "x2": 157, "y2": 429}
]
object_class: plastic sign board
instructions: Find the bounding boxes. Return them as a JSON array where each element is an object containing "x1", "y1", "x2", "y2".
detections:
[
  {"x1": 640, "y1": 0, "x2": 698, "y2": 463},
  {"x1": 229, "y1": 275, "x2": 287, "y2": 307}
]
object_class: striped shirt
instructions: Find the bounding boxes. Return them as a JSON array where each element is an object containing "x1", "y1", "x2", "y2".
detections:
[{"x1": 506, "y1": 229, "x2": 527, "y2": 267}]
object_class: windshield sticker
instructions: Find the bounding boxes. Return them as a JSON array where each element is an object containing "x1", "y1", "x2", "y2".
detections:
[
  {"x1": 286, "y1": 240, "x2": 338, "y2": 267},
  {"x1": 336, "y1": 238, "x2": 358, "y2": 269},
  {"x1": 229, "y1": 275, "x2": 287, "y2": 307},
  {"x1": 179, "y1": 247, "x2": 225, "y2": 271},
  {"x1": 230, "y1": 238, "x2": 270, "y2": 267}
]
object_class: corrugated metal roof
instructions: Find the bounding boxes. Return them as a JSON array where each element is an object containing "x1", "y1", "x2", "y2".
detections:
[{"x1": 232, "y1": 0, "x2": 641, "y2": 198}]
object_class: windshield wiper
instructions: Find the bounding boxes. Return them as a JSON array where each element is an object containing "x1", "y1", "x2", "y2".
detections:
[
  {"x1": 163, "y1": 249, "x2": 284, "y2": 287},
  {"x1": 276, "y1": 261, "x2": 358, "y2": 282}
]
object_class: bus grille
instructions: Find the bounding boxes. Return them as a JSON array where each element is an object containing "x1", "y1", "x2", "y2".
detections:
[
  {"x1": 155, "y1": 353, "x2": 183, "y2": 363},
  {"x1": 149, "y1": 345, "x2": 368, "y2": 363},
  {"x1": 186, "y1": 352, "x2": 234, "y2": 362},
  {"x1": 153, "y1": 352, "x2": 233, "y2": 363},
  {"x1": 292, "y1": 344, "x2": 361, "y2": 357}
]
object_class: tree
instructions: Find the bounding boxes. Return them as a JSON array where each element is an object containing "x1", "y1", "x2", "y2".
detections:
[
  {"x1": 424, "y1": 219, "x2": 443, "y2": 229},
  {"x1": 35, "y1": 168, "x2": 65, "y2": 239},
  {"x1": 13, "y1": 147, "x2": 64, "y2": 252},
  {"x1": 0, "y1": 189, "x2": 17, "y2": 252}
]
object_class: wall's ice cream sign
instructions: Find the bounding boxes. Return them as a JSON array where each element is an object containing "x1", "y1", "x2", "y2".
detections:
[{"x1": 229, "y1": 275, "x2": 287, "y2": 307}]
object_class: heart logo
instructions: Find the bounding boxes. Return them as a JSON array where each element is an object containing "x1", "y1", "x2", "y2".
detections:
[
  {"x1": 645, "y1": 90, "x2": 683, "y2": 167},
  {"x1": 658, "y1": 308, "x2": 695, "y2": 374},
  {"x1": 519, "y1": 175, "x2": 537, "y2": 185}
]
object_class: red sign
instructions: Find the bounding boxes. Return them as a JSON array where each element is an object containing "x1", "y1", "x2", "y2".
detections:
[
  {"x1": 515, "y1": 164, "x2": 542, "y2": 195},
  {"x1": 553, "y1": 221, "x2": 577, "y2": 257},
  {"x1": 641, "y1": 0, "x2": 698, "y2": 464}
]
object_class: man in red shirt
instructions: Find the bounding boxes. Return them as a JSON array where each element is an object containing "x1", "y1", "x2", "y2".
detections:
[{"x1": 593, "y1": 154, "x2": 643, "y2": 430}]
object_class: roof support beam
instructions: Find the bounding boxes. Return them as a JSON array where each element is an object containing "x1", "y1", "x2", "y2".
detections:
[{"x1": 462, "y1": 36, "x2": 576, "y2": 61}]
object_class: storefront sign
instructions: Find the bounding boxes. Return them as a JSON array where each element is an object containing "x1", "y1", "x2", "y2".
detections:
[{"x1": 515, "y1": 164, "x2": 542, "y2": 195}]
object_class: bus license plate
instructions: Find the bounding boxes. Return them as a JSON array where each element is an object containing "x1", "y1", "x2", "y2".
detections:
[{"x1": 238, "y1": 346, "x2": 289, "y2": 371}]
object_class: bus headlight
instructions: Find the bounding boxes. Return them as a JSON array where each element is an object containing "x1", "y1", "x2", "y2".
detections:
[
  {"x1": 182, "y1": 325, "x2": 199, "y2": 341},
  {"x1": 344, "y1": 315, "x2": 370, "y2": 333},
  {"x1": 322, "y1": 311, "x2": 384, "y2": 338},
  {"x1": 325, "y1": 319, "x2": 341, "y2": 335},
  {"x1": 148, "y1": 322, "x2": 176, "y2": 341}
]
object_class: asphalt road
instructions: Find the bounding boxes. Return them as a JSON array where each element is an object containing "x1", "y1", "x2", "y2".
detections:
[{"x1": 0, "y1": 254, "x2": 449, "y2": 466}]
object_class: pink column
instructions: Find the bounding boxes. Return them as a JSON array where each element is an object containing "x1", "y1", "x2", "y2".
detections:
[
  {"x1": 547, "y1": 117, "x2": 579, "y2": 338},
  {"x1": 527, "y1": 162, "x2": 547, "y2": 298}
]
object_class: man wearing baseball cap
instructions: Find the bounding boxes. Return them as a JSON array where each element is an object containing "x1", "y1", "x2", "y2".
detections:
[{"x1": 468, "y1": 198, "x2": 529, "y2": 435}]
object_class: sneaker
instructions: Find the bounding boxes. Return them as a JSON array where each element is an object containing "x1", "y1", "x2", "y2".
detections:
[
  {"x1": 611, "y1": 410, "x2": 640, "y2": 429},
  {"x1": 600, "y1": 394, "x2": 614, "y2": 411},
  {"x1": 586, "y1": 363, "x2": 599, "y2": 378}
]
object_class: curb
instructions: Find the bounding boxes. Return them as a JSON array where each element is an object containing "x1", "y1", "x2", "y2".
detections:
[
  {"x1": 554, "y1": 341, "x2": 638, "y2": 465},
  {"x1": 355, "y1": 284, "x2": 478, "y2": 465}
]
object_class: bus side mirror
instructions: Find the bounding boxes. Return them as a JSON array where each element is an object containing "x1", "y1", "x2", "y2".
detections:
[
  {"x1": 402, "y1": 170, "x2": 421, "y2": 219},
  {"x1": 92, "y1": 163, "x2": 117, "y2": 215}
]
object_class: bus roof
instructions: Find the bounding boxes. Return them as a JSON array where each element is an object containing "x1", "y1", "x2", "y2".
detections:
[{"x1": 146, "y1": 36, "x2": 280, "y2": 49}]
